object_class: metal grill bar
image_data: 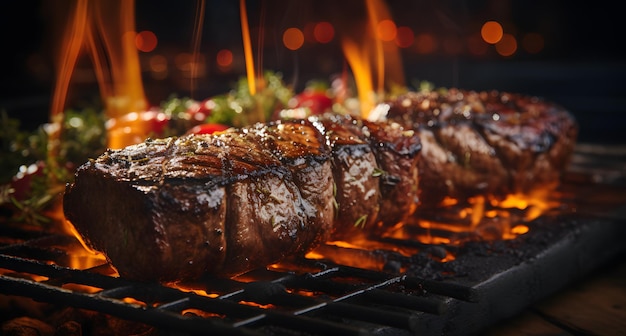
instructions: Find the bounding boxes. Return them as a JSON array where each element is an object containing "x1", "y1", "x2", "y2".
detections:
[{"x1": 0, "y1": 247, "x2": 448, "y2": 335}]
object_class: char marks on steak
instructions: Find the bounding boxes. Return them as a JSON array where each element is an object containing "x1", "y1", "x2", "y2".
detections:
[
  {"x1": 383, "y1": 88, "x2": 578, "y2": 205},
  {"x1": 63, "y1": 116, "x2": 421, "y2": 281}
]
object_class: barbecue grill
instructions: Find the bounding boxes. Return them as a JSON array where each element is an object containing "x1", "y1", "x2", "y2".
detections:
[{"x1": 1, "y1": 143, "x2": 625, "y2": 335}]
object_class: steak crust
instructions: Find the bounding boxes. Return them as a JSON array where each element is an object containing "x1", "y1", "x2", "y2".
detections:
[
  {"x1": 63, "y1": 117, "x2": 420, "y2": 281},
  {"x1": 63, "y1": 88, "x2": 577, "y2": 282},
  {"x1": 383, "y1": 88, "x2": 578, "y2": 205}
]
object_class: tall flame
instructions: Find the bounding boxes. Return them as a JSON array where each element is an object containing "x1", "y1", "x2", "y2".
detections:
[
  {"x1": 340, "y1": 0, "x2": 405, "y2": 119},
  {"x1": 240, "y1": 0, "x2": 256, "y2": 96},
  {"x1": 51, "y1": 0, "x2": 149, "y2": 149},
  {"x1": 190, "y1": 0, "x2": 207, "y2": 98}
]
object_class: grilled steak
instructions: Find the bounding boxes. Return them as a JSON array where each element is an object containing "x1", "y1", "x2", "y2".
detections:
[
  {"x1": 381, "y1": 88, "x2": 578, "y2": 205},
  {"x1": 63, "y1": 117, "x2": 421, "y2": 281},
  {"x1": 63, "y1": 88, "x2": 577, "y2": 282}
]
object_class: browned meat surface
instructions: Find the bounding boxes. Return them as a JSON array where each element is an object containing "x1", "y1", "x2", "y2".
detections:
[
  {"x1": 383, "y1": 88, "x2": 578, "y2": 205},
  {"x1": 63, "y1": 117, "x2": 421, "y2": 282},
  {"x1": 313, "y1": 114, "x2": 421, "y2": 235},
  {"x1": 63, "y1": 88, "x2": 577, "y2": 282}
]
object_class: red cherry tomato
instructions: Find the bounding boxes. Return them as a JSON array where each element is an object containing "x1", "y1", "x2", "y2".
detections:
[
  {"x1": 9, "y1": 161, "x2": 45, "y2": 201},
  {"x1": 186, "y1": 99, "x2": 216, "y2": 123},
  {"x1": 140, "y1": 110, "x2": 169, "y2": 135},
  {"x1": 187, "y1": 123, "x2": 230, "y2": 135},
  {"x1": 293, "y1": 91, "x2": 333, "y2": 115}
]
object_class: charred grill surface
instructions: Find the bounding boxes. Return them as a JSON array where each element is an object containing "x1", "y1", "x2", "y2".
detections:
[
  {"x1": 383, "y1": 89, "x2": 578, "y2": 205},
  {"x1": 63, "y1": 117, "x2": 421, "y2": 281}
]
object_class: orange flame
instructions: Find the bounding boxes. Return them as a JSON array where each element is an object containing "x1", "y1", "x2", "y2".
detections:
[
  {"x1": 51, "y1": 0, "x2": 149, "y2": 149},
  {"x1": 240, "y1": 0, "x2": 256, "y2": 96},
  {"x1": 339, "y1": 0, "x2": 405, "y2": 119}
]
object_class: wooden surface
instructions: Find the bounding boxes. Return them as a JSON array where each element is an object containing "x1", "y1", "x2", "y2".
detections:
[{"x1": 486, "y1": 254, "x2": 626, "y2": 335}]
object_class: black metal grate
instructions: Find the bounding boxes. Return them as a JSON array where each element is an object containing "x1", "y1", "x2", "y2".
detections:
[{"x1": 1, "y1": 144, "x2": 625, "y2": 336}]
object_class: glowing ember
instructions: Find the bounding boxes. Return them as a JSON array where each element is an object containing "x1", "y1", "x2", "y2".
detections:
[
  {"x1": 302, "y1": 184, "x2": 558, "y2": 270},
  {"x1": 239, "y1": 301, "x2": 275, "y2": 309},
  {"x1": 173, "y1": 286, "x2": 220, "y2": 299},
  {"x1": 182, "y1": 308, "x2": 223, "y2": 318},
  {"x1": 62, "y1": 283, "x2": 102, "y2": 294},
  {"x1": 122, "y1": 297, "x2": 148, "y2": 307}
]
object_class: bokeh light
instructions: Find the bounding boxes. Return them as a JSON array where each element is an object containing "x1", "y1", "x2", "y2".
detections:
[
  {"x1": 414, "y1": 33, "x2": 436, "y2": 54},
  {"x1": 148, "y1": 54, "x2": 168, "y2": 79},
  {"x1": 313, "y1": 21, "x2": 334, "y2": 44},
  {"x1": 377, "y1": 19, "x2": 397, "y2": 42},
  {"x1": 495, "y1": 33, "x2": 517, "y2": 56},
  {"x1": 135, "y1": 30, "x2": 157, "y2": 52},
  {"x1": 283, "y1": 27, "x2": 305, "y2": 50},
  {"x1": 481, "y1": 21, "x2": 503, "y2": 44},
  {"x1": 395, "y1": 26, "x2": 414, "y2": 48},
  {"x1": 216, "y1": 49, "x2": 233, "y2": 69}
]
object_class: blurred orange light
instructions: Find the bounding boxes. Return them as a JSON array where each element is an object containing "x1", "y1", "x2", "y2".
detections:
[
  {"x1": 377, "y1": 19, "x2": 397, "y2": 42},
  {"x1": 135, "y1": 30, "x2": 157, "y2": 52},
  {"x1": 395, "y1": 26, "x2": 414, "y2": 48},
  {"x1": 496, "y1": 33, "x2": 517, "y2": 56},
  {"x1": 414, "y1": 33, "x2": 436, "y2": 54},
  {"x1": 174, "y1": 52, "x2": 193, "y2": 71},
  {"x1": 467, "y1": 33, "x2": 488, "y2": 56},
  {"x1": 216, "y1": 49, "x2": 233, "y2": 68},
  {"x1": 481, "y1": 21, "x2": 503, "y2": 44},
  {"x1": 313, "y1": 21, "x2": 334, "y2": 43},
  {"x1": 283, "y1": 27, "x2": 304, "y2": 50},
  {"x1": 522, "y1": 32, "x2": 544, "y2": 54},
  {"x1": 148, "y1": 54, "x2": 168, "y2": 79}
]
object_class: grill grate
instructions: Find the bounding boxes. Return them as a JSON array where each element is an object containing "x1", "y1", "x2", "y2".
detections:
[
  {"x1": 0, "y1": 246, "x2": 453, "y2": 335},
  {"x1": 1, "y1": 144, "x2": 625, "y2": 335}
]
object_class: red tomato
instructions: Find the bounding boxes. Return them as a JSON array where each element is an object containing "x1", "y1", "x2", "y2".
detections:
[
  {"x1": 293, "y1": 91, "x2": 333, "y2": 115},
  {"x1": 9, "y1": 161, "x2": 45, "y2": 201},
  {"x1": 187, "y1": 123, "x2": 230, "y2": 135},
  {"x1": 186, "y1": 99, "x2": 216, "y2": 123},
  {"x1": 140, "y1": 110, "x2": 169, "y2": 135}
]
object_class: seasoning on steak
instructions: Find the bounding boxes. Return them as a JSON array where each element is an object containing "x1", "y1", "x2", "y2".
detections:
[
  {"x1": 311, "y1": 114, "x2": 421, "y2": 236},
  {"x1": 381, "y1": 88, "x2": 578, "y2": 205},
  {"x1": 63, "y1": 117, "x2": 421, "y2": 282}
]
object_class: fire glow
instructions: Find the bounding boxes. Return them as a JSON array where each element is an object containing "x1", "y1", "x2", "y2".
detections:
[
  {"x1": 48, "y1": 0, "x2": 559, "y2": 280},
  {"x1": 50, "y1": 0, "x2": 149, "y2": 150}
]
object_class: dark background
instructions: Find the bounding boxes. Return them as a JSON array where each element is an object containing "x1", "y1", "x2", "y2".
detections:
[{"x1": 1, "y1": 0, "x2": 625, "y2": 143}]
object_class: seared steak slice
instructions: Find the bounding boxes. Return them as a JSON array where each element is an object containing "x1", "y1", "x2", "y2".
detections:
[
  {"x1": 383, "y1": 88, "x2": 578, "y2": 205},
  {"x1": 356, "y1": 119, "x2": 421, "y2": 229},
  {"x1": 311, "y1": 114, "x2": 422, "y2": 236},
  {"x1": 220, "y1": 120, "x2": 335, "y2": 266},
  {"x1": 313, "y1": 114, "x2": 382, "y2": 238},
  {"x1": 64, "y1": 126, "x2": 327, "y2": 281},
  {"x1": 63, "y1": 137, "x2": 230, "y2": 281}
]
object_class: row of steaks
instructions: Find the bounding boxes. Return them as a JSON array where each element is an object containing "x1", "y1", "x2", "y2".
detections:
[{"x1": 62, "y1": 88, "x2": 578, "y2": 282}]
